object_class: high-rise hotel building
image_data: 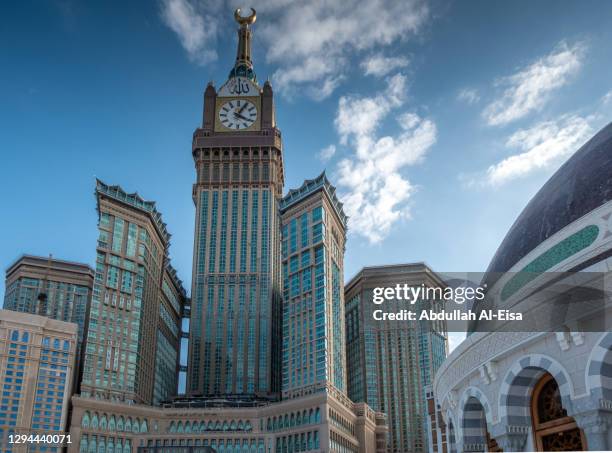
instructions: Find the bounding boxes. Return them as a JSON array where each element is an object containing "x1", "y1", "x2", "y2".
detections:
[
  {"x1": 0, "y1": 309, "x2": 78, "y2": 452},
  {"x1": 345, "y1": 264, "x2": 448, "y2": 453},
  {"x1": 4, "y1": 255, "x2": 93, "y2": 329},
  {"x1": 61, "y1": 9, "x2": 388, "y2": 452},
  {"x1": 3, "y1": 255, "x2": 94, "y2": 390},
  {"x1": 79, "y1": 180, "x2": 185, "y2": 405},
  {"x1": 280, "y1": 173, "x2": 348, "y2": 399},
  {"x1": 70, "y1": 171, "x2": 387, "y2": 453},
  {"x1": 186, "y1": 8, "x2": 283, "y2": 399}
]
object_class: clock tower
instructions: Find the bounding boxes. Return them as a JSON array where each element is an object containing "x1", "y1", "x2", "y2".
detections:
[{"x1": 187, "y1": 8, "x2": 284, "y2": 399}]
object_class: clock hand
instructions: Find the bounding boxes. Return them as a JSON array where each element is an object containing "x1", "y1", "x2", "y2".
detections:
[
  {"x1": 237, "y1": 103, "x2": 248, "y2": 115},
  {"x1": 234, "y1": 112, "x2": 250, "y2": 121}
]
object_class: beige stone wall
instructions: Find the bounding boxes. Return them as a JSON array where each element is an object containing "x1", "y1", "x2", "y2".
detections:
[
  {"x1": 0, "y1": 310, "x2": 78, "y2": 452},
  {"x1": 68, "y1": 392, "x2": 386, "y2": 453}
]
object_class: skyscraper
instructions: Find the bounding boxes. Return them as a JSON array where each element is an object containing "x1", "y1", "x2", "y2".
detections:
[
  {"x1": 279, "y1": 172, "x2": 348, "y2": 399},
  {"x1": 79, "y1": 180, "x2": 185, "y2": 405},
  {"x1": 345, "y1": 264, "x2": 448, "y2": 453},
  {"x1": 187, "y1": 7, "x2": 284, "y2": 398},
  {"x1": 61, "y1": 10, "x2": 388, "y2": 452},
  {"x1": 0, "y1": 309, "x2": 78, "y2": 452},
  {"x1": 69, "y1": 169, "x2": 386, "y2": 453},
  {"x1": 4, "y1": 255, "x2": 93, "y2": 390},
  {"x1": 4, "y1": 255, "x2": 94, "y2": 322}
]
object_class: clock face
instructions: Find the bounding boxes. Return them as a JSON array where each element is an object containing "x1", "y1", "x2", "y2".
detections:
[{"x1": 218, "y1": 99, "x2": 258, "y2": 130}]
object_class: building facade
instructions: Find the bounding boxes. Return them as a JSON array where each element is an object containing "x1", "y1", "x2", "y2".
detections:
[
  {"x1": 68, "y1": 391, "x2": 387, "y2": 453},
  {"x1": 4, "y1": 255, "x2": 94, "y2": 328},
  {"x1": 433, "y1": 123, "x2": 612, "y2": 452},
  {"x1": 154, "y1": 265, "x2": 186, "y2": 405},
  {"x1": 79, "y1": 180, "x2": 185, "y2": 405},
  {"x1": 0, "y1": 309, "x2": 78, "y2": 452},
  {"x1": 345, "y1": 264, "x2": 448, "y2": 453},
  {"x1": 425, "y1": 385, "x2": 448, "y2": 453},
  {"x1": 67, "y1": 175, "x2": 387, "y2": 453},
  {"x1": 279, "y1": 173, "x2": 348, "y2": 399},
  {"x1": 65, "y1": 10, "x2": 389, "y2": 452},
  {"x1": 186, "y1": 7, "x2": 284, "y2": 399},
  {"x1": 3, "y1": 255, "x2": 94, "y2": 390}
]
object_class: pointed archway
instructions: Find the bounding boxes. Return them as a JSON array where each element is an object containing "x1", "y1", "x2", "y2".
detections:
[{"x1": 531, "y1": 373, "x2": 586, "y2": 451}]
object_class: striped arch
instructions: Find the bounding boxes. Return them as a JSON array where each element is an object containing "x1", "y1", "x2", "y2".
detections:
[
  {"x1": 498, "y1": 354, "x2": 574, "y2": 428},
  {"x1": 445, "y1": 410, "x2": 458, "y2": 453},
  {"x1": 586, "y1": 332, "x2": 612, "y2": 401},
  {"x1": 459, "y1": 387, "x2": 493, "y2": 426},
  {"x1": 459, "y1": 387, "x2": 493, "y2": 453}
]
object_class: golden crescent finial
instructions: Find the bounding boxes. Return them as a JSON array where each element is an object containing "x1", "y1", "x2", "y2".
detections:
[{"x1": 234, "y1": 7, "x2": 257, "y2": 26}]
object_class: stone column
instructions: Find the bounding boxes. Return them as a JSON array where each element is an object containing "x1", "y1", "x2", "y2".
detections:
[{"x1": 574, "y1": 410, "x2": 611, "y2": 451}]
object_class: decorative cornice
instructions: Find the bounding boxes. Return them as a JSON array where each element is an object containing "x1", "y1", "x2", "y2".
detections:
[
  {"x1": 280, "y1": 171, "x2": 348, "y2": 227},
  {"x1": 165, "y1": 263, "x2": 187, "y2": 298},
  {"x1": 6, "y1": 254, "x2": 94, "y2": 279},
  {"x1": 95, "y1": 179, "x2": 171, "y2": 246}
]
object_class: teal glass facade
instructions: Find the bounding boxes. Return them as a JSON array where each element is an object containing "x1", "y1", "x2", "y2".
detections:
[
  {"x1": 4, "y1": 278, "x2": 90, "y2": 334},
  {"x1": 280, "y1": 173, "x2": 348, "y2": 399},
  {"x1": 80, "y1": 180, "x2": 183, "y2": 405},
  {"x1": 345, "y1": 266, "x2": 448, "y2": 453},
  {"x1": 154, "y1": 268, "x2": 184, "y2": 404},
  {"x1": 154, "y1": 329, "x2": 179, "y2": 405},
  {"x1": 189, "y1": 185, "x2": 279, "y2": 397},
  {"x1": 187, "y1": 23, "x2": 285, "y2": 398}
]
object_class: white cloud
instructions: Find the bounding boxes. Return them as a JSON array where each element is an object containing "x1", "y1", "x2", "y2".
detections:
[
  {"x1": 160, "y1": 0, "x2": 218, "y2": 65},
  {"x1": 479, "y1": 114, "x2": 593, "y2": 186},
  {"x1": 310, "y1": 76, "x2": 345, "y2": 101},
  {"x1": 482, "y1": 41, "x2": 585, "y2": 126},
  {"x1": 335, "y1": 73, "x2": 407, "y2": 146},
  {"x1": 602, "y1": 90, "x2": 612, "y2": 105},
  {"x1": 457, "y1": 88, "x2": 479, "y2": 104},
  {"x1": 361, "y1": 54, "x2": 410, "y2": 77},
  {"x1": 255, "y1": 0, "x2": 429, "y2": 99},
  {"x1": 333, "y1": 75, "x2": 437, "y2": 243},
  {"x1": 317, "y1": 145, "x2": 336, "y2": 162},
  {"x1": 160, "y1": 0, "x2": 428, "y2": 98}
]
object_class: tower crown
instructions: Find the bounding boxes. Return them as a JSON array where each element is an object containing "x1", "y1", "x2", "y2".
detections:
[{"x1": 229, "y1": 8, "x2": 257, "y2": 82}]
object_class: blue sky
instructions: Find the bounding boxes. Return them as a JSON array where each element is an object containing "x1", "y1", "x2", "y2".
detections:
[{"x1": 1, "y1": 0, "x2": 612, "y2": 333}]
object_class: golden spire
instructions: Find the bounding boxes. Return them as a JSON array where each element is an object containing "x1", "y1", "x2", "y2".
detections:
[
  {"x1": 234, "y1": 7, "x2": 256, "y2": 26},
  {"x1": 231, "y1": 8, "x2": 257, "y2": 81}
]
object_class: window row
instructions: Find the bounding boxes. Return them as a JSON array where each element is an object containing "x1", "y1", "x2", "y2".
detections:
[
  {"x1": 81, "y1": 412, "x2": 148, "y2": 433},
  {"x1": 168, "y1": 419, "x2": 253, "y2": 433},
  {"x1": 275, "y1": 431, "x2": 320, "y2": 453},
  {"x1": 79, "y1": 435, "x2": 131, "y2": 453},
  {"x1": 266, "y1": 408, "x2": 321, "y2": 432}
]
